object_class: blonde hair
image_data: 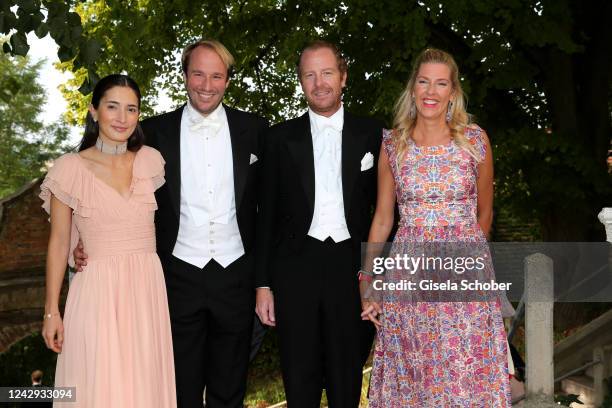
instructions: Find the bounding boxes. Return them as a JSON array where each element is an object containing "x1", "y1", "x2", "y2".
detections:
[
  {"x1": 392, "y1": 48, "x2": 480, "y2": 163},
  {"x1": 181, "y1": 39, "x2": 235, "y2": 78}
]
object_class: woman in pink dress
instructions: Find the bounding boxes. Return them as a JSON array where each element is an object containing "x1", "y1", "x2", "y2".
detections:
[
  {"x1": 41, "y1": 74, "x2": 176, "y2": 408},
  {"x1": 360, "y1": 49, "x2": 512, "y2": 406}
]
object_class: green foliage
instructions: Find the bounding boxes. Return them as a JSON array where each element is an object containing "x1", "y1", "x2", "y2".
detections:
[
  {"x1": 2, "y1": 0, "x2": 611, "y2": 239},
  {"x1": 1, "y1": 0, "x2": 101, "y2": 96},
  {"x1": 0, "y1": 48, "x2": 71, "y2": 198},
  {"x1": 245, "y1": 329, "x2": 284, "y2": 406}
]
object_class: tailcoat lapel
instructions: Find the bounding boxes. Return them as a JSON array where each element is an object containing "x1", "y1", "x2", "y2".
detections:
[
  {"x1": 341, "y1": 111, "x2": 366, "y2": 218},
  {"x1": 157, "y1": 106, "x2": 184, "y2": 218},
  {"x1": 225, "y1": 105, "x2": 250, "y2": 210},
  {"x1": 287, "y1": 113, "x2": 316, "y2": 212}
]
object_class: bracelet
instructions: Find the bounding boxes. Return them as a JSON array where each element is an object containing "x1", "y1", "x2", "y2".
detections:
[
  {"x1": 357, "y1": 269, "x2": 374, "y2": 277},
  {"x1": 358, "y1": 273, "x2": 373, "y2": 283},
  {"x1": 43, "y1": 312, "x2": 60, "y2": 320}
]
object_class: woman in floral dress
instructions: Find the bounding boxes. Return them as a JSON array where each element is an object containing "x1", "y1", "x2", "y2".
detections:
[{"x1": 360, "y1": 48, "x2": 512, "y2": 407}]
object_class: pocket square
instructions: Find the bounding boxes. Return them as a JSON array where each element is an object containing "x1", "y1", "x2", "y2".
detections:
[
  {"x1": 249, "y1": 154, "x2": 258, "y2": 165},
  {"x1": 361, "y1": 152, "x2": 374, "y2": 171}
]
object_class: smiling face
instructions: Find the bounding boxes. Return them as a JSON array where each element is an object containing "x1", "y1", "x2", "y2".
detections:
[
  {"x1": 89, "y1": 86, "x2": 139, "y2": 144},
  {"x1": 413, "y1": 62, "x2": 454, "y2": 121},
  {"x1": 299, "y1": 47, "x2": 346, "y2": 117},
  {"x1": 184, "y1": 45, "x2": 229, "y2": 116}
]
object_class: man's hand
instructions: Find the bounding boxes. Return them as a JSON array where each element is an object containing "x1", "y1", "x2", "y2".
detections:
[
  {"x1": 73, "y1": 239, "x2": 88, "y2": 272},
  {"x1": 255, "y1": 288, "x2": 276, "y2": 327}
]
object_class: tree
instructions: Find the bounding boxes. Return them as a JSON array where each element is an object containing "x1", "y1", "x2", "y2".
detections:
[
  {"x1": 0, "y1": 46, "x2": 71, "y2": 198},
  {"x1": 0, "y1": 0, "x2": 101, "y2": 94},
  {"x1": 2, "y1": 0, "x2": 611, "y2": 240}
]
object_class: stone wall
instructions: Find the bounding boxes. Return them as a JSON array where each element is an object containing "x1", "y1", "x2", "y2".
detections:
[
  {"x1": 0, "y1": 179, "x2": 54, "y2": 353},
  {"x1": 0, "y1": 179, "x2": 48, "y2": 279}
]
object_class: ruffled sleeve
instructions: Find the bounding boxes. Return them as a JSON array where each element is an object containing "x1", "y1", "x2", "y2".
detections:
[
  {"x1": 39, "y1": 153, "x2": 93, "y2": 267},
  {"x1": 39, "y1": 153, "x2": 95, "y2": 217},
  {"x1": 131, "y1": 146, "x2": 166, "y2": 211}
]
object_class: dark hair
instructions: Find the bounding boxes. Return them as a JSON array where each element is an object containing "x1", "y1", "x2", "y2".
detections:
[
  {"x1": 78, "y1": 74, "x2": 145, "y2": 152},
  {"x1": 31, "y1": 370, "x2": 43, "y2": 383},
  {"x1": 296, "y1": 40, "x2": 348, "y2": 77}
]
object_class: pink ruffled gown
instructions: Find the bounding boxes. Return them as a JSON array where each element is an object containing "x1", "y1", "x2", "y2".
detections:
[{"x1": 40, "y1": 146, "x2": 176, "y2": 408}]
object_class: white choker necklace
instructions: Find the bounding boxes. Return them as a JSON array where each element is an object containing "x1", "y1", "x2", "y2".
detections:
[{"x1": 95, "y1": 137, "x2": 128, "y2": 155}]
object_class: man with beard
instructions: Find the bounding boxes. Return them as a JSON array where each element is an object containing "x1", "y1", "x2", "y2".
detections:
[{"x1": 255, "y1": 41, "x2": 382, "y2": 407}]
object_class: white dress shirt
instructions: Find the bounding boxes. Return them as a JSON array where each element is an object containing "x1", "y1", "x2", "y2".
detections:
[
  {"x1": 172, "y1": 102, "x2": 245, "y2": 268},
  {"x1": 307, "y1": 105, "x2": 351, "y2": 242}
]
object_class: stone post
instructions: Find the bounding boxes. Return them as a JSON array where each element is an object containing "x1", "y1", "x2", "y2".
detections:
[
  {"x1": 524, "y1": 253, "x2": 554, "y2": 401},
  {"x1": 599, "y1": 207, "x2": 612, "y2": 243},
  {"x1": 595, "y1": 208, "x2": 612, "y2": 405}
]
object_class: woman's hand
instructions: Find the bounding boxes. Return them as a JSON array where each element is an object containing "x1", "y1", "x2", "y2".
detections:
[
  {"x1": 360, "y1": 279, "x2": 383, "y2": 328},
  {"x1": 42, "y1": 314, "x2": 64, "y2": 353},
  {"x1": 361, "y1": 299, "x2": 382, "y2": 328}
]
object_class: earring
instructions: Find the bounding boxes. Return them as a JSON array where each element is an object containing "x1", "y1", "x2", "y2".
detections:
[
  {"x1": 409, "y1": 95, "x2": 416, "y2": 119},
  {"x1": 446, "y1": 101, "x2": 453, "y2": 123}
]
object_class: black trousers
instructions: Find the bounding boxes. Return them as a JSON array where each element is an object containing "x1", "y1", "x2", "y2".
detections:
[
  {"x1": 163, "y1": 254, "x2": 254, "y2": 408},
  {"x1": 274, "y1": 237, "x2": 375, "y2": 408}
]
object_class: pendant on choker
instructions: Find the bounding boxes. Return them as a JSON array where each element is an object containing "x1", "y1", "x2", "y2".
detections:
[{"x1": 95, "y1": 137, "x2": 128, "y2": 155}]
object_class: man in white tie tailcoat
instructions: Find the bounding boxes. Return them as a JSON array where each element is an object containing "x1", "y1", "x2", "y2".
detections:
[
  {"x1": 255, "y1": 41, "x2": 383, "y2": 408},
  {"x1": 77, "y1": 39, "x2": 268, "y2": 408}
]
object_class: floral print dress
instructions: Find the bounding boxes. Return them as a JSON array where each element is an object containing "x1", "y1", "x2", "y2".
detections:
[{"x1": 367, "y1": 126, "x2": 511, "y2": 407}]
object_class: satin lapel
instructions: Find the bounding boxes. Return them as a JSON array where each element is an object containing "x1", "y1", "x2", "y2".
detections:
[
  {"x1": 225, "y1": 105, "x2": 249, "y2": 210},
  {"x1": 287, "y1": 113, "x2": 315, "y2": 212},
  {"x1": 341, "y1": 111, "x2": 365, "y2": 217},
  {"x1": 157, "y1": 106, "x2": 184, "y2": 217}
]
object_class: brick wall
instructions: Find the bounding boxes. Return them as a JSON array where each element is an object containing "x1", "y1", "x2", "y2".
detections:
[
  {"x1": 0, "y1": 179, "x2": 65, "y2": 352},
  {"x1": 0, "y1": 179, "x2": 49, "y2": 278}
]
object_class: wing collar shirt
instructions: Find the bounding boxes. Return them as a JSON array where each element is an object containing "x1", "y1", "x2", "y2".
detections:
[
  {"x1": 173, "y1": 101, "x2": 245, "y2": 268},
  {"x1": 307, "y1": 104, "x2": 351, "y2": 242}
]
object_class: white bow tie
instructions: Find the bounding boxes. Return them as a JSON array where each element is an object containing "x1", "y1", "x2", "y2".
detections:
[
  {"x1": 317, "y1": 117, "x2": 342, "y2": 134},
  {"x1": 320, "y1": 123, "x2": 342, "y2": 134},
  {"x1": 190, "y1": 117, "x2": 222, "y2": 134}
]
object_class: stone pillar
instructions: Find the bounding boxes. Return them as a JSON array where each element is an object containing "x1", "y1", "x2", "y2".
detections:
[
  {"x1": 593, "y1": 208, "x2": 612, "y2": 406},
  {"x1": 524, "y1": 253, "x2": 555, "y2": 401},
  {"x1": 593, "y1": 347, "x2": 605, "y2": 406},
  {"x1": 599, "y1": 208, "x2": 612, "y2": 243}
]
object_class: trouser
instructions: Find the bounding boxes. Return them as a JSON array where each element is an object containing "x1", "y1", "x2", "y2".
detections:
[
  {"x1": 164, "y1": 254, "x2": 254, "y2": 408},
  {"x1": 274, "y1": 237, "x2": 375, "y2": 408}
]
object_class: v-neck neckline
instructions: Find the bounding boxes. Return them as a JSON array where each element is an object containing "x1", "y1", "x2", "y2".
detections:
[{"x1": 75, "y1": 150, "x2": 139, "y2": 202}]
